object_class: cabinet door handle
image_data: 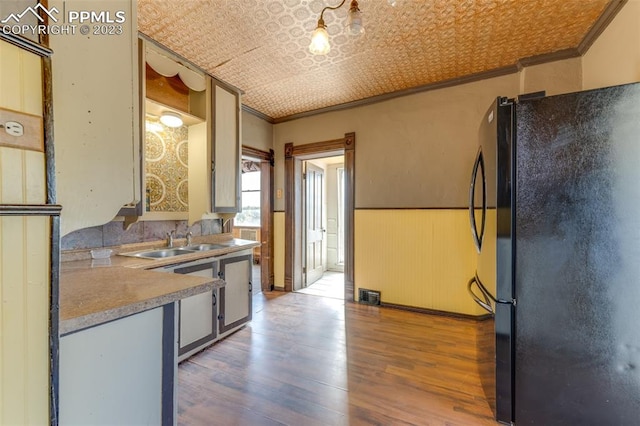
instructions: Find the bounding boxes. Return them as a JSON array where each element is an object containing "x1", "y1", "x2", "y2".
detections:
[
  {"x1": 217, "y1": 314, "x2": 223, "y2": 321},
  {"x1": 218, "y1": 271, "x2": 224, "y2": 279},
  {"x1": 249, "y1": 282, "x2": 252, "y2": 292},
  {"x1": 212, "y1": 292, "x2": 216, "y2": 306}
]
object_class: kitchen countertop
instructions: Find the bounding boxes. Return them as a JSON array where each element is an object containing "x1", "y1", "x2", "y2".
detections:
[{"x1": 59, "y1": 235, "x2": 260, "y2": 335}]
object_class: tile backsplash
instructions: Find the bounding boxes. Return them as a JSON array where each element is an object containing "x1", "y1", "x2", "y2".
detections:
[{"x1": 61, "y1": 218, "x2": 222, "y2": 251}]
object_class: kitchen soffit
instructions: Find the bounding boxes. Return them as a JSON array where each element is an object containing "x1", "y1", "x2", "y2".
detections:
[{"x1": 138, "y1": 0, "x2": 623, "y2": 123}]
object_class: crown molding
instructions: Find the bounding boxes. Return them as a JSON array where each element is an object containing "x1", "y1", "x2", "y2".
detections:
[{"x1": 577, "y1": 0, "x2": 628, "y2": 55}]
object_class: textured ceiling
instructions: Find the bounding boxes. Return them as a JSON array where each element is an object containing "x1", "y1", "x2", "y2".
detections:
[{"x1": 137, "y1": 0, "x2": 617, "y2": 122}]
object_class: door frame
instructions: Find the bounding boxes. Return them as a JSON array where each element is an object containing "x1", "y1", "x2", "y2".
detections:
[
  {"x1": 241, "y1": 146, "x2": 274, "y2": 292},
  {"x1": 284, "y1": 132, "x2": 355, "y2": 302}
]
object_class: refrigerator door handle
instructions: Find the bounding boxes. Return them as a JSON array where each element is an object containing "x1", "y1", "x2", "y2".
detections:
[
  {"x1": 470, "y1": 273, "x2": 517, "y2": 309},
  {"x1": 468, "y1": 275, "x2": 494, "y2": 314},
  {"x1": 469, "y1": 147, "x2": 486, "y2": 253}
]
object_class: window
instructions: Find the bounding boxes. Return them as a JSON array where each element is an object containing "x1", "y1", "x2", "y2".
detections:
[{"x1": 235, "y1": 170, "x2": 260, "y2": 226}]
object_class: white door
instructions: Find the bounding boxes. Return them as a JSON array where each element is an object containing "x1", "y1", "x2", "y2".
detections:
[
  {"x1": 305, "y1": 162, "x2": 325, "y2": 286},
  {"x1": 326, "y1": 163, "x2": 345, "y2": 272}
]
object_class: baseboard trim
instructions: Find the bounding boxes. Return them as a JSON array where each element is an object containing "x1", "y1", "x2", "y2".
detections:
[{"x1": 379, "y1": 302, "x2": 493, "y2": 321}]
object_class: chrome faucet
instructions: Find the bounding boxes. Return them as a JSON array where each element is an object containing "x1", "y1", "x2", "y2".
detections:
[
  {"x1": 186, "y1": 231, "x2": 193, "y2": 246},
  {"x1": 166, "y1": 230, "x2": 175, "y2": 248}
]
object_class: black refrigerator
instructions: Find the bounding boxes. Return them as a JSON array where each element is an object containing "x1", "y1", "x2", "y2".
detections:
[{"x1": 468, "y1": 83, "x2": 640, "y2": 425}]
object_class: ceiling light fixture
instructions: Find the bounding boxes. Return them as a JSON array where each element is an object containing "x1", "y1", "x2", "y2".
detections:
[
  {"x1": 309, "y1": 0, "x2": 364, "y2": 55},
  {"x1": 159, "y1": 111, "x2": 183, "y2": 128},
  {"x1": 345, "y1": 0, "x2": 364, "y2": 36},
  {"x1": 146, "y1": 120, "x2": 163, "y2": 132}
]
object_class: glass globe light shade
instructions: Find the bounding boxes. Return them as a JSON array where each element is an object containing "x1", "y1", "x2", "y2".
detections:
[
  {"x1": 346, "y1": 8, "x2": 365, "y2": 36},
  {"x1": 309, "y1": 24, "x2": 330, "y2": 55}
]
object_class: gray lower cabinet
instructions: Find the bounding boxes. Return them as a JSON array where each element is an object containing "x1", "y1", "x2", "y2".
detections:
[
  {"x1": 171, "y1": 260, "x2": 219, "y2": 362},
  {"x1": 59, "y1": 305, "x2": 176, "y2": 426},
  {"x1": 152, "y1": 251, "x2": 252, "y2": 361},
  {"x1": 218, "y1": 252, "x2": 253, "y2": 337}
]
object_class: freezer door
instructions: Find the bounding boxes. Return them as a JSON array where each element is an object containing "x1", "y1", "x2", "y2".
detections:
[{"x1": 514, "y1": 83, "x2": 640, "y2": 424}]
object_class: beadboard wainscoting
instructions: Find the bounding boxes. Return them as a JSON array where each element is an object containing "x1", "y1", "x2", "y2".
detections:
[
  {"x1": 0, "y1": 40, "x2": 50, "y2": 425},
  {"x1": 274, "y1": 208, "x2": 492, "y2": 317},
  {"x1": 354, "y1": 209, "x2": 487, "y2": 317}
]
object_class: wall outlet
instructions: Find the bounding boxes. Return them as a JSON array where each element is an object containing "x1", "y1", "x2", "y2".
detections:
[
  {"x1": 0, "y1": 107, "x2": 43, "y2": 151},
  {"x1": 4, "y1": 121, "x2": 24, "y2": 137}
]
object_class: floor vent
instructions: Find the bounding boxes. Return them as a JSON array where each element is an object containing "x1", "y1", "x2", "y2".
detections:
[{"x1": 359, "y1": 289, "x2": 381, "y2": 305}]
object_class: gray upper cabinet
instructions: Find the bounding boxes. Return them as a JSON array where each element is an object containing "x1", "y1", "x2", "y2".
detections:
[
  {"x1": 189, "y1": 77, "x2": 242, "y2": 222},
  {"x1": 211, "y1": 82, "x2": 241, "y2": 214}
]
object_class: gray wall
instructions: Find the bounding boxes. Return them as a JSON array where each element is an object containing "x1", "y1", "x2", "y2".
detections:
[
  {"x1": 242, "y1": 110, "x2": 273, "y2": 153},
  {"x1": 273, "y1": 74, "x2": 519, "y2": 210},
  {"x1": 271, "y1": 58, "x2": 584, "y2": 212}
]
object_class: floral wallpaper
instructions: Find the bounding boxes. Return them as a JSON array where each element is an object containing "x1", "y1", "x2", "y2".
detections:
[{"x1": 145, "y1": 120, "x2": 189, "y2": 212}]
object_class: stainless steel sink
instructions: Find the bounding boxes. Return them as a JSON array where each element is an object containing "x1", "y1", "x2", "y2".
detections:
[
  {"x1": 182, "y1": 243, "x2": 228, "y2": 251},
  {"x1": 122, "y1": 248, "x2": 195, "y2": 259},
  {"x1": 119, "y1": 241, "x2": 235, "y2": 259}
]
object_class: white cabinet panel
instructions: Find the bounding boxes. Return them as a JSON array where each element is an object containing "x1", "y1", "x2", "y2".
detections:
[
  {"x1": 223, "y1": 258, "x2": 250, "y2": 324},
  {"x1": 219, "y1": 252, "x2": 252, "y2": 337},
  {"x1": 180, "y1": 290, "x2": 214, "y2": 348},
  {"x1": 60, "y1": 307, "x2": 165, "y2": 425},
  {"x1": 51, "y1": 0, "x2": 140, "y2": 236},
  {"x1": 212, "y1": 83, "x2": 241, "y2": 213},
  {"x1": 168, "y1": 259, "x2": 218, "y2": 361}
]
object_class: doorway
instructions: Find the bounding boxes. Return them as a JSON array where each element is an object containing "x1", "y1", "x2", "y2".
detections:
[
  {"x1": 233, "y1": 147, "x2": 274, "y2": 293},
  {"x1": 298, "y1": 157, "x2": 345, "y2": 299},
  {"x1": 284, "y1": 133, "x2": 355, "y2": 302},
  {"x1": 233, "y1": 158, "x2": 261, "y2": 293}
]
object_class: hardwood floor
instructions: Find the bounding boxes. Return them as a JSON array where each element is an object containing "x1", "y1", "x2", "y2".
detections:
[
  {"x1": 252, "y1": 263, "x2": 262, "y2": 295},
  {"x1": 177, "y1": 292, "x2": 496, "y2": 425},
  {"x1": 297, "y1": 271, "x2": 345, "y2": 300}
]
